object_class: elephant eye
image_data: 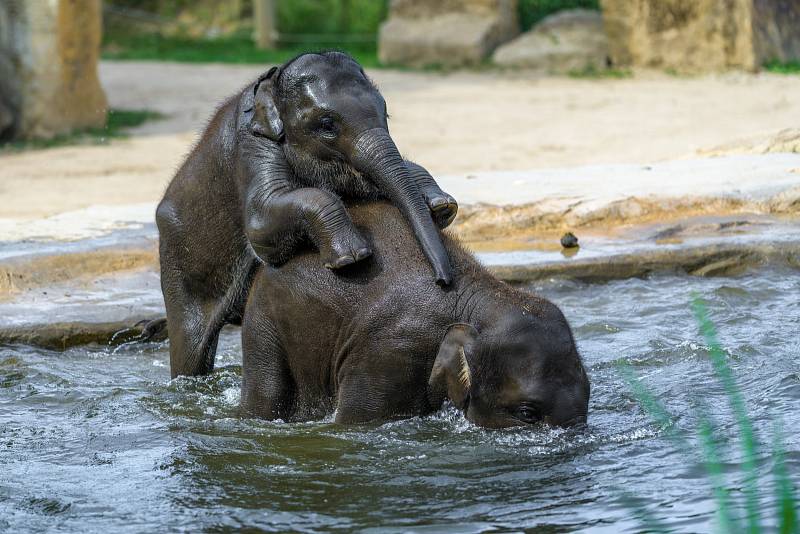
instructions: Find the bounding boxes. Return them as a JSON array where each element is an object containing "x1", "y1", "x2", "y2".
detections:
[
  {"x1": 317, "y1": 116, "x2": 337, "y2": 135},
  {"x1": 516, "y1": 403, "x2": 542, "y2": 423}
]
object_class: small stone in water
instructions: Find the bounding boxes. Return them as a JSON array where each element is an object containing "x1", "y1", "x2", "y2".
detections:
[{"x1": 560, "y1": 232, "x2": 579, "y2": 248}]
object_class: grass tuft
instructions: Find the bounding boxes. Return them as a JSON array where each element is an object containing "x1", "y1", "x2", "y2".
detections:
[
  {"x1": 0, "y1": 108, "x2": 163, "y2": 153},
  {"x1": 102, "y1": 31, "x2": 380, "y2": 68},
  {"x1": 763, "y1": 60, "x2": 800, "y2": 75},
  {"x1": 617, "y1": 296, "x2": 798, "y2": 533},
  {"x1": 691, "y1": 294, "x2": 760, "y2": 532}
]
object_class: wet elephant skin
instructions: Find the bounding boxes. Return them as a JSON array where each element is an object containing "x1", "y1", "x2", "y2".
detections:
[
  {"x1": 156, "y1": 51, "x2": 457, "y2": 378},
  {"x1": 241, "y1": 201, "x2": 590, "y2": 429}
]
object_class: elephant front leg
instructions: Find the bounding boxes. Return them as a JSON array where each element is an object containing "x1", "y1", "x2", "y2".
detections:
[
  {"x1": 406, "y1": 161, "x2": 458, "y2": 229},
  {"x1": 246, "y1": 185, "x2": 372, "y2": 269}
]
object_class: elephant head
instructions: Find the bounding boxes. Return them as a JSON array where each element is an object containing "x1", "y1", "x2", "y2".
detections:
[
  {"x1": 428, "y1": 310, "x2": 590, "y2": 429},
  {"x1": 250, "y1": 51, "x2": 452, "y2": 285}
]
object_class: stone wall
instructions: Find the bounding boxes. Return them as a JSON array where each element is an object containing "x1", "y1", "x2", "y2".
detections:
[
  {"x1": 0, "y1": 0, "x2": 107, "y2": 141},
  {"x1": 492, "y1": 9, "x2": 609, "y2": 73},
  {"x1": 378, "y1": 0, "x2": 519, "y2": 68},
  {"x1": 752, "y1": 0, "x2": 800, "y2": 64},
  {"x1": 600, "y1": 0, "x2": 800, "y2": 72}
]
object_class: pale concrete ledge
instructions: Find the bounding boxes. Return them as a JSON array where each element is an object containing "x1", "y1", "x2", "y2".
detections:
[
  {"x1": 492, "y1": 241, "x2": 800, "y2": 283},
  {"x1": 2, "y1": 237, "x2": 798, "y2": 351},
  {"x1": 2, "y1": 154, "x2": 799, "y2": 350},
  {"x1": 443, "y1": 154, "x2": 800, "y2": 242}
]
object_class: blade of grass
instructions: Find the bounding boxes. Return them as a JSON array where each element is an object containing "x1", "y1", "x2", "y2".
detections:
[
  {"x1": 616, "y1": 489, "x2": 673, "y2": 534},
  {"x1": 696, "y1": 410, "x2": 738, "y2": 533},
  {"x1": 691, "y1": 295, "x2": 760, "y2": 533},
  {"x1": 617, "y1": 364, "x2": 738, "y2": 531},
  {"x1": 772, "y1": 422, "x2": 798, "y2": 533},
  {"x1": 616, "y1": 363, "x2": 686, "y2": 448}
]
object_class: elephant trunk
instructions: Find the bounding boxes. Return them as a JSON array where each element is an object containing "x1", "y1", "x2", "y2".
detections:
[{"x1": 352, "y1": 128, "x2": 452, "y2": 286}]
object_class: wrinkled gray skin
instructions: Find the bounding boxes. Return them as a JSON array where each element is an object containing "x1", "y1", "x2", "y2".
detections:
[
  {"x1": 242, "y1": 201, "x2": 590, "y2": 428},
  {"x1": 156, "y1": 51, "x2": 457, "y2": 378}
]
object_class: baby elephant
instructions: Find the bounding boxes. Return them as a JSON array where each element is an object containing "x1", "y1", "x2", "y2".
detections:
[
  {"x1": 242, "y1": 202, "x2": 590, "y2": 428},
  {"x1": 157, "y1": 51, "x2": 456, "y2": 379}
]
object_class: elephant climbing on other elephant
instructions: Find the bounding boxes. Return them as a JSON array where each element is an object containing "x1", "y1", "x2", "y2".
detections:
[
  {"x1": 241, "y1": 201, "x2": 590, "y2": 428},
  {"x1": 156, "y1": 51, "x2": 457, "y2": 379}
]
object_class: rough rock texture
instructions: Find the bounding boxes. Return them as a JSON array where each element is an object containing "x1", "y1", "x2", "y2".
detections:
[
  {"x1": 600, "y1": 0, "x2": 800, "y2": 72},
  {"x1": 752, "y1": 0, "x2": 800, "y2": 64},
  {"x1": 493, "y1": 241, "x2": 800, "y2": 283},
  {"x1": 492, "y1": 9, "x2": 608, "y2": 72},
  {"x1": 378, "y1": 0, "x2": 519, "y2": 68},
  {"x1": 0, "y1": 246, "x2": 157, "y2": 299},
  {"x1": 697, "y1": 128, "x2": 800, "y2": 157},
  {"x1": 0, "y1": 0, "x2": 107, "y2": 141},
  {"x1": 0, "y1": 319, "x2": 166, "y2": 351},
  {"x1": 3, "y1": 238, "x2": 799, "y2": 351}
]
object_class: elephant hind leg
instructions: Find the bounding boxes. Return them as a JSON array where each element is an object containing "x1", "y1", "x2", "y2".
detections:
[
  {"x1": 160, "y1": 241, "x2": 258, "y2": 378},
  {"x1": 241, "y1": 316, "x2": 294, "y2": 420},
  {"x1": 164, "y1": 292, "x2": 224, "y2": 378}
]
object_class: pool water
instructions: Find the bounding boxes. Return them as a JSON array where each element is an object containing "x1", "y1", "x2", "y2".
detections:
[{"x1": 1, "y1": 268, "x2": 798, "y2": 532}]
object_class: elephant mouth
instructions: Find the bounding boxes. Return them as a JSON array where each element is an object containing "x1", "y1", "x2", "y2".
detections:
[{"x1": 283, "y1": 143, "x2": 377, "y2": 197}]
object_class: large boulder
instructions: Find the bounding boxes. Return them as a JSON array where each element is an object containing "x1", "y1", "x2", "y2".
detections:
[
  {"x1": 492, "y1": 9, "x2": 608, "y2": 72},
  {"x1": 378, "y1": 0, "x2": 519, "y2": 68},
  {"x1": 600, "y1": 0, "x2": 800, "y2": 72},
  {"x1": 0, "y1": 0, "x2": 107, "y2": 141}
]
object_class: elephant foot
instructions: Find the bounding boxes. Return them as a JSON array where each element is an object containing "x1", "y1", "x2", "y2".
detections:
[
  {"x1": 322, "y1": 232, "x2": 372, "y2": 269},
  {"x1": 136, "y1": 317, "x2": 169, "y2": 342}
]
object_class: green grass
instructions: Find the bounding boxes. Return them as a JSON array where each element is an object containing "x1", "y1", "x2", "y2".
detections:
[
  {"x1": 763, "y1": 60, "x2": 800, "y2": 75},
  {"x1": 275, "y1": 0, "x2": 387, "y2": 37},
  {"x1": 0, "y1": 108, "x2": 163, "y2": 153},
  {"x1": 518, "y1": 0, "x2": 600, "y2": 31},
  {"x1": 102, "y1": 31, "x2": 380, "y2": 68},
  {"x1": 100, "y1": 1, "x2": 611, "y2": 71},
  {"x1": 618, "y1": 295, "x2": 798, "y2": 533}
]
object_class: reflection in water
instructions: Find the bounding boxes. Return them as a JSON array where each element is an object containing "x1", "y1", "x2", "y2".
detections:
[{"x1": 0, "y1": 268, "x2": 797, "y2": 532}]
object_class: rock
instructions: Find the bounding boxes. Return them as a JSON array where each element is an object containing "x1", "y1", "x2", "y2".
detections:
[
  {"x1": 0, "y1": 0, "x2": 107, "y2": 141},
  {"x1": 0, "y1": 100, "x2": 12, "y2": 140},
  {"x1": 492, "y1": 9, "x2": 608, "y2": 72},
  {"x1": 600, "y1": 0, "x2": 800, "y2": 72},
  {"x1": 491, "y1": 241, "x2": 800, "y2": 284},
  {"x1": 0, "y1": 318, "x2": 166, "y2": 351},
  {"x1": 0, "y1": 246, "x2": 157, "y2": 300},
  {"x1": 560, "y1": 231, "x2": 579, "y2": 248},
  {"x1": 697, "y1": 128, "x2": 800, "y2": 157},
  {"x1": 378, "y1": 0, "x2": 519, "y2": 68}
]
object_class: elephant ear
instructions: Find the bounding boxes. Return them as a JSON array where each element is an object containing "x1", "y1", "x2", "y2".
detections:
[
  {"x1": 251, "y1": 66, "x2": 284, "y2": 142},
  {"x1": 428, "y1": 323, "x2": 478, "y2": 410}
]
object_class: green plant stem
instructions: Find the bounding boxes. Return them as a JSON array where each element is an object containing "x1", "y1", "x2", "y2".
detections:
[
  {"x1": 772, "y1": 422, "x2": 799, "y2": 534},
  {"x1": 691, "y1": 296, "x2": 760, "y2": 533},
  {"x1": 697, "y1": 412, "x2": 737, "y2": 532},
  {"x1": 617, "y1": 490, "x2": 672, "y2": 534},
  {"x1": 617, "y1": 364, "x2": 686, "y2": 447}
]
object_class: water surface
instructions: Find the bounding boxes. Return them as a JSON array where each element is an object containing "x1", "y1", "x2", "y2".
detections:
[{"x1": 1, "y1": 268, "x2": 797, "y2": 532}]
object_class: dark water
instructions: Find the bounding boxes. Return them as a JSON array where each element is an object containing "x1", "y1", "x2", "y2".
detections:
[{"x1": 1, "y1": 268, "x2": 798, "y2": 533}]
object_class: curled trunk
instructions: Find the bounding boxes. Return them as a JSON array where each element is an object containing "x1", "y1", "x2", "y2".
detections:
[{"x1": 352, "y1": 128, "x2": 452, "y2": 286}]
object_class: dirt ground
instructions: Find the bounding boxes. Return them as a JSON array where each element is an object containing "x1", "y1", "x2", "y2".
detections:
[{"x1": 2, "y1": 61, "x2": 800, "y2": 220}]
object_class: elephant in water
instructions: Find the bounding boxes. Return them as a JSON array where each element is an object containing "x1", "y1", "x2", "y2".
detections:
[
  {"x1": 241, "y1": 201, "x2": 590, "y2": 428},
  {"x1": 156, "y1": 51, "x2": 456, "y2": 379}
]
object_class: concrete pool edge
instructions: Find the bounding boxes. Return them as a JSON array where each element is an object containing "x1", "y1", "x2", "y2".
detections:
[{"x1": 1, "y1": 237, "x2": 798, "y2": 351}]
